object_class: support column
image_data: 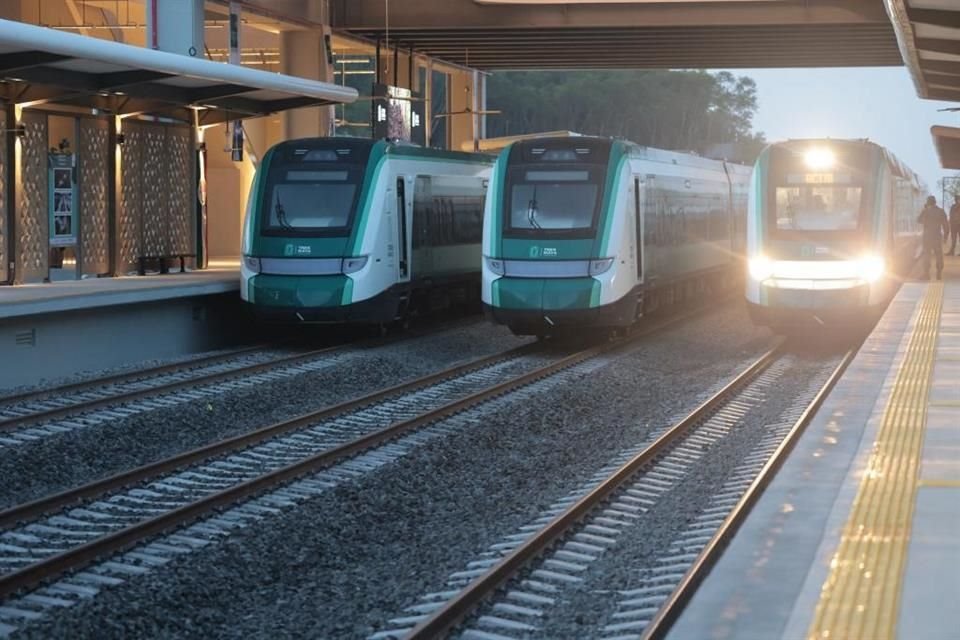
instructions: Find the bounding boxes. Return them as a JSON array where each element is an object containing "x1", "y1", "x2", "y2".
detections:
[
  {"x1": 2, "y1": 103, "x2": 16, "y2": 285},
  {"x1": 281, "y1": 29, "x2": 335, "y2": 139},
  {"x1": 108, "y1": 114, "x2": 119, "y2": 276}
]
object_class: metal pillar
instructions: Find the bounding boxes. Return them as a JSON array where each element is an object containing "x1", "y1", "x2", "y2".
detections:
[
  {"x1": 107, "y1": 115, "x2": 119, "y2": 276},
  {"x1": 281, "y1": 30, "x2": 335, "y2": 139},
  {"x1": 2, "y1": 102, "x2": 15, "y2": 285}
]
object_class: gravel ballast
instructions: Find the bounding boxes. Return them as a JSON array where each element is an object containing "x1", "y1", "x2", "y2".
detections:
[
  {"x1": 0, "y1": 322, "x2": 528, "y2": 510},
  {"x1": 15, "y1": 302, "x2": 774, "y2": 639}
]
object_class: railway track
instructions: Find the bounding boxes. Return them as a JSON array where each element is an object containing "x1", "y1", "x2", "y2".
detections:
[
  {"x1": 0, "y1": 309, "x2": 703, "y2": 629},
  {"x1": 0, "y1": 320, "x2": 477, "y2": 445},
  {"x1": 378, "y1": 342, "x2": 856, "y2": 640}
]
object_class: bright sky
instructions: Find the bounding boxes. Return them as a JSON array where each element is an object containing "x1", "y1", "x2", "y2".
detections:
[{"x1": 736, "y1": 67, "x2": 959, "y2": 199}]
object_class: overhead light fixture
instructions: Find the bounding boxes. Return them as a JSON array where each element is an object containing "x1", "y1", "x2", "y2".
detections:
[{"x1": 116, "y1": 133, "x2": 126, "y2": 145}]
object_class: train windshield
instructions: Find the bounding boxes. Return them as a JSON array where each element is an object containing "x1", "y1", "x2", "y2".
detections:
[
  {"x1": 774, "y1": 185, "x2": 863, "y2": 232},
  {"x1": 261, "y1": 145, "x2": 368, "y2": 236},
  {"x1": 510, "y1": 170, "x2": 599, "y2": 231}
]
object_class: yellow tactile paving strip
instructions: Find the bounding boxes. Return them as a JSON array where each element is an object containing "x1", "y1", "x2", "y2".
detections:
[{"x1": 807, "y1": 283, "x2": 943, "y2": 640}]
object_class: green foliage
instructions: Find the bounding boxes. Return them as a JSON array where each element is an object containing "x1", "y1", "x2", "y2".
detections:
[{"x1": 486, "y1": 70, "x2": 766, "y2": 162}]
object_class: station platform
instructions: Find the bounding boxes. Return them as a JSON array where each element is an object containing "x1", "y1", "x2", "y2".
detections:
[
  {"x1": 0, "y1": 261, "x2": 243, "y2": 390},
  {"x1": 0, "y1": 262, "x2": 239, "y2": 321},
  {"x1": 670, "y1": 260, "x2": 960, "y2": 640}
]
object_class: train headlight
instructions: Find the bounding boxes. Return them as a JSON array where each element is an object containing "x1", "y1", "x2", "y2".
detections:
[
  {"x1": 243, "y1": 256, "x2": 261, "y2": 274},
  {"x1": 485, "y1": 257, "x2": 505, "y2": 276},
  {"x1": 804, "y1": 148, "x2": 835, "y2": 170},
  {"x1": 341, "y1": 256, "x2": 368, "y2": 274},
  {"x1": 589, "y1": 258, "x2": 615, "y2": 276},
  {"x1": 857, "y1": 255, "x2": 885, "y2": 283},
  {"x1": 748, "y1": 255, "x2": 774, "y2": 281}
]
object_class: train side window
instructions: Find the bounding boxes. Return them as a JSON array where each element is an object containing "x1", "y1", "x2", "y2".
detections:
[
  {"x1": 413, "y1": 177, "x2": 431, "y2": 249},
  {"x1": 634, "y1": 177, "x2": 642, "y2": 278},
  {"x1": 397, "y1": 177, "x2": 409, "y2": 277}
]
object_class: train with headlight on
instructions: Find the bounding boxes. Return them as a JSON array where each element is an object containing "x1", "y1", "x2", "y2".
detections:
[
  {"x1": 744, "y1": 139, "x2": 926, "y2": 329},
  {"x1": 481, "y1": 135, "x2": 752, "y2": 336},
  {"x1": 241, "y1": 138, "x2": 493, "y2": 324}
]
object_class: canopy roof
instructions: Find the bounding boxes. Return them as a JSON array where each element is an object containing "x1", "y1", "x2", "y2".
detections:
[
  {"x1": 886, "y1": 2, "x2": 960, "y2": 102},
  {"x1": 0, "y1": 18, "x2": 357, "y2": 125},
  {"x1": 932, "y1": 125, "x2": 960, "y2": 170}
]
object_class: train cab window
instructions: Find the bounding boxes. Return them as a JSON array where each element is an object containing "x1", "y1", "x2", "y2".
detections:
[
  {"x1": 508, "y1": 170, "x2": 599, "y2": 231},
  {"x1": 261, "y1": 143, "x2": 369, "y2": 237},
  {"x1": 775, "y1": 185, "x2": 863, "y2": 231}
]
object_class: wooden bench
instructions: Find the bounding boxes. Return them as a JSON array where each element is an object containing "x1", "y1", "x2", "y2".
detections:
[{"x1": 137, "y1": 254, "x2": 196, "y2": 275}]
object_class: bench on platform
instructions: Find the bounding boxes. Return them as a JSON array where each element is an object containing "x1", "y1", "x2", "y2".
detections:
[{"x1": 137, "y1": 254, "x2": 195, "y2": 275}]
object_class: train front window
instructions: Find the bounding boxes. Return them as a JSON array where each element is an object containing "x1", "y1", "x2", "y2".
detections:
[
  {"x1": 507, "y1": 170, "x2": 600, "y2": 233},
  {"x1": 263, "y1": 168, "x2": 362, "y2": 235},
  {"x1": 774, "y1": 185, "x2": 863, "y2": 231}
]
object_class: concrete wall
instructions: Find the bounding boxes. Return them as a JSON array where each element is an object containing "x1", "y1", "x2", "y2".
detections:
[{"x1": 0, "y1": 293, "x2": 246, "y2": 390}]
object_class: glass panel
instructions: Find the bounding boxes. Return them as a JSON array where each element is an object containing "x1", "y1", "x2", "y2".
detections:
[
  {"x1": 266, "y1": 183, "x2": 357, "y2": 230},
  {"x1": 775, "y1": 186, "x2": 863, "y2": 231},
  {"x1": 510, "y1": 183, "x2": 599, "y2": 231}
]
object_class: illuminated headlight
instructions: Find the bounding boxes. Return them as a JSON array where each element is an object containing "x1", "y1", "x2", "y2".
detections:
[
  {"x1": 485, "y1": 257, "x2": 505, "y2": 276},
  {"x1": 243, "y1": 256, "x2": 261, "y2": 274},
  {"x1": 804, "y1": 148, "x2": 835, "y2": 170},
  {"x1": 341, "y1": 256, "x2": 368, "y2": 274},
  {"x1": 589, "y1": 258, "x2": 615, "y2": 276},
  {"x1": 857, "y1": 255, "x2": 885, "y2": 283},
  {"x1": 748, "y1": 255, "x2": 774, "y2": 281}
]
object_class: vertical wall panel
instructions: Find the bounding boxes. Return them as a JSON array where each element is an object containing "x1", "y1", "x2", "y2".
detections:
[
  {"x1": 119, "y1": 121, "x2": 196, "y2": 273},
  {"x1": 0, "y1": 109, "x2": 7, "y2": 284},
  {"x1": 79, "y1": 118, "x2": 110, "y2": 276},
  {"x1": 16, "y1": 111, "x2": 48, "y2": 283},
  {"x1": 118, "y1": 124, "x2": 144, "y2": 274},
  {"x1": 166, "y1": 126, "x2": 194, "y2": 256}
]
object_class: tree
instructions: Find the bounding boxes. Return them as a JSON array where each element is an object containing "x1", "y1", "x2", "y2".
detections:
[{"x1": 486, "y1": 70, "x2": 766, "y2": 162}]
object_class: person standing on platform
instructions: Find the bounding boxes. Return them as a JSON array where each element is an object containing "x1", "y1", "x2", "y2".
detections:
[
  {"x1": 917, "y1": 195, "x2": 949, "y2": 280},
  {"x1": 949, "y1": 195, "x2": 960, "y2": 256}
]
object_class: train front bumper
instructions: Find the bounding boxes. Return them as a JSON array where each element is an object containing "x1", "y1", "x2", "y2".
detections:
[
  {"x1": 244, "y1": 274, "x2": 399, "y2": 324},
  {"x1": 485, "y1": 276, "x2": 635, "y2": 331}
]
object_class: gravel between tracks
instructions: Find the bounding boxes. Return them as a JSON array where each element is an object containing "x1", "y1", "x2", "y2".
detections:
[
  {"x1": 15, "y1": 303, "x2": 773, "y2": 639},
  {"x1": 0, "y1": 322, "x2": 528, "y2": 510}
]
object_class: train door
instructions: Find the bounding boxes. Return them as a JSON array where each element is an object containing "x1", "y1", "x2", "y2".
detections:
[
  {"x1": 634, "y1": 177, "x2": 644, "y2": 281},
  {"x1": 412, "y1": 176, "x2": 434, "y2": 278},
  {"x1": 396, "y1": 176, "x2": 411, "y2": 283}
]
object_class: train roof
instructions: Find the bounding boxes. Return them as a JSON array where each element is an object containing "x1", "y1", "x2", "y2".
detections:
[
  {"x1": 766, "y1": 138, "x2": 924, "y2": 190},
  {"x1": 266, "y1": 136, "x2": 494, "y2": 165},
  {"x1": 502, "y1": 135, "x2": 749, "y2": 174}
]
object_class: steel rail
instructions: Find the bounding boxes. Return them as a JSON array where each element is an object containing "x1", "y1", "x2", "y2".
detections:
[
  {"x1": 0, "y1": 343, "x2": 270, "y2": 406},
  {"x1": 0, "y1": 341, "x2": 541, "y2": 529},
  {"x1": 0, "y1": 306, "x2": 704, "y2": 601},
  {"x1": 404, "y1": 340, "x2": 787, "y2": 640},
  {"x1": 0, "y1": 345, "x2": 343, "y2": 432},
  {"x1": 0, "y1": 318, "x2": 479, "y2": 433},
  {"x1": 639, "y1": 346, "x2": 858, "y2": 640}
]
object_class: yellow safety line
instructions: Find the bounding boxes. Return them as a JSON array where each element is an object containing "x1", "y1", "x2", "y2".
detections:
[
  {"x1": 917, "y1": 479, "x2": 960, "y2": 488},
  {"x1": 808, "y1": 284, "x2": 943, "y2": 640}
]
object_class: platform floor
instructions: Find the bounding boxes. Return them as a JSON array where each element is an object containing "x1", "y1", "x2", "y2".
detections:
[
  {"x1": 669, "y1": 259, "x2": 960, "y2": 640},
  {"x1": 0, "y1": 260, "x2": 239, "y2": 320}
]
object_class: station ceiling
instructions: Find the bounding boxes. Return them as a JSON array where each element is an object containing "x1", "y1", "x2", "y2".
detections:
[{"x1": 327, "y1": 0, "x2": 903, "y2": 70}]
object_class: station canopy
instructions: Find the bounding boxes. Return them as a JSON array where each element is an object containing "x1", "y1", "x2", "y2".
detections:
[
  {"x1": 932, "y1": 125, "x2": 960, "y2": 170},
  {"x1": 887, "y1": 2, "x2": 960, "y2": 103},
  {"x1": 0, "y1": 18, "x2": 357, "y2": 125}
]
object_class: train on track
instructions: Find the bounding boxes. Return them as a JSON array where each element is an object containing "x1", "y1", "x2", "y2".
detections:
[
  {"x1": 745, "y1": 139, "x2": 926, "y2": 329},
  {"x1": 242, "y1": 138, "x2": 493, "y2": 324},
  {"x1": 481, "y1": 135, "x2": 752, "y2": 336}
]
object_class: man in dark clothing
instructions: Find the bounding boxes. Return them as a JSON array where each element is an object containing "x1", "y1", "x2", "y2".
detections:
[
  {"x1": 918, "y1": 196, "x2": 949, "y2": 280},
  {"x1": 949, "y1": 196, "x2": 960, "y2": 256}
]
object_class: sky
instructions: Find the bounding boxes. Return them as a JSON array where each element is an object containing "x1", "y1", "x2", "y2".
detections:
[{"x1": 733, "y1": 67, "x2": 959, "y2": 199}]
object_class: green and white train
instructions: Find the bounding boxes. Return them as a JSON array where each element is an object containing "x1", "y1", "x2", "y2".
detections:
[
  {"x1": 482, "y1": 136, "x2": 752, "y2": 336},
  {"x1": 745, "y1": 139, "x2": 925, "y2": 328},
  {"x1": 242, "y1": 138, "x2": 492, "y2": 323}
]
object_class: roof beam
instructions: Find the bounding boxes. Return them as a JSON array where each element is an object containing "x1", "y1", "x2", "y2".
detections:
[
  {"x1": 907, "y1": 8, "x2": 960, "y2": 29},
  {"x1": 916, "y1": 38, "x2": 960, "y2": 57},
  {"x1": 0, "y1": 51, "x2": 72, "y2": 75},
  {"x1": 331, "y1": 0, "x2": 890, "y2": 29}
]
